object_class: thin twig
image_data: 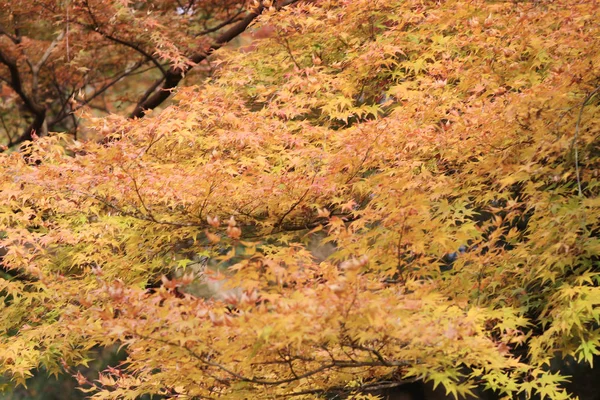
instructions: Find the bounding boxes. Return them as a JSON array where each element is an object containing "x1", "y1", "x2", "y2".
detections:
[
  {"x1": 272, "y1": 173, "x2": 317, "y2": 232},
  {"x1": 195, "y1": 13, "x2": 245, "y2": 37}
]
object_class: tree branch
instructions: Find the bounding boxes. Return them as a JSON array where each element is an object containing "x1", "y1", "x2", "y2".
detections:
[
  {"x1": 0, "y1": 47, "x2": 46, "y2": 147},
  {"x1": 129, "y1": 0, "x2": 301, "y2": 119},
  {"x1": 29, "y1": 31, "x2": 65, "y2": 103},
  {"x1": 0, "y1": 22, "x2": 19, "y2": 44},
  {"x1": 0, "y1": 49, "x2": 44, "y2": 116},
  {"x1": 49, "y1": 60, "x2": 145, "y2": 128},
  {"x1": 195, "y1": 12, "x2": 245, "y2": 37},
  {"x1": 93, "y1": 30, "x2": 167, "y2": 77},
  {"x1": 129, "y1": 5, "x2": 267, "y2": 119},
  {"x1": 79, "y1": 0, "x2": 167, "y2": 77}
]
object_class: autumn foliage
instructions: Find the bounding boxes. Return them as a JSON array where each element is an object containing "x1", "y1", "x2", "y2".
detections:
[
  {"x1": 1, "y1": 0, "x2": 600, "y2": 399},
  {"x1": 0, "y1": 0, "x2": 266, "y2": 147}
]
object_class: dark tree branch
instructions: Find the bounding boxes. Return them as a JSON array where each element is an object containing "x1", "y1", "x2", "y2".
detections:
[
  {"x1": 49, "y1": 60, "x2": 145, "y2": 127},
  {"x1": 184, "y1": 0, "x2": 196, "y2": 15},
  {"x1": 94, "y1": 30, "x2": 167, "y2": 77},
  {"x1": 195, "y1": 12, "x2": 245, "y2": 37},
  {"x1": 0, "y1": 48, "x2": 46, "y2": 147},
  {"x1": 280, "y1": 379, "x2": 420, "y2": 398},
  {"x1": 0, "y1": 49, "x2": 44, "y2": 116},
  {"x1": 130, "y1": 76, "x2": 166, "y2": 118},
  {"x1": 129, "y1": 0, "x2": 301, "y2": 119},
  {"x1": 0, "y1": 114, "x2": 14, "y2": 144},
  {"x1": 0, "y1": 22, "x2": 19, "y2": 44},
  {"x1": 79, "y1": 0, "x2": 167, "y2": 77},
  {"x1": 129, "y1": 5, "x2": 267, "y2": 119},
  {"x1": 1, "y1": 0, "x2": 302, "y2": 152},
  {"x1": 47, "y1": 75, "x2": 81, "y2": 131}
]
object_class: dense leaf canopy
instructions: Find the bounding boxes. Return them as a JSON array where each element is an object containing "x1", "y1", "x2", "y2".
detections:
[{"x1": 1, "y1": 0, "x2": 600, "y2": 399}]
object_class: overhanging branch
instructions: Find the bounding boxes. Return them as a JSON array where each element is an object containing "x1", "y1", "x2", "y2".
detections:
[
  {"x1": 128, "y1": 5, "x2": 268, "y2": 119},
  {"x1": 129, "y1": 0, "x2": 300, "y2": 119}
]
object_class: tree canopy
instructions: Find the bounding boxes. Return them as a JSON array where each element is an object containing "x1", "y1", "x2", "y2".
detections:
[{"x1": 1, "y1": 0, "x2": 600, "y2": 399}]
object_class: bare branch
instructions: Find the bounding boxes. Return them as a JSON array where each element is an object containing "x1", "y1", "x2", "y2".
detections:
[
  {"x1": 99, "y1": 32, "x2": 167, "y2": 77},
  {"x1": 30, "y1": 31, "x2": 65, "y2": 102},
  {"x1": 0, "y1": 48, "x2": 44, "y2": 116},
  {"x1": 35, "y1": 31, "x2": 65, "y2": 72},
  {"x1": 0, "y1": 47, "x2": 46, "y2": 147},
  {"x1": 195, "y1": 12, "x2": 245, "y2": 37},
  {"x1": 0, "y1": 22, "x2": 19, "y2": 44},
  {"x1": 49, "y1": 60, "x2": 145, "y2": 127},
  {"x1": 0, "y1": 113, "x2": 14, "y2": 144}
]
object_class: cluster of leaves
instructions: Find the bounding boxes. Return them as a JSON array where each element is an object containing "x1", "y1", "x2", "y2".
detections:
[{"x1": 1, "y1": 0, "x2": 600, "y2": 399}]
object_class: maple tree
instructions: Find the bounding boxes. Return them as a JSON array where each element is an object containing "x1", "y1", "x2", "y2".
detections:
[
  {"x1": 1, "y1": 0, "x2": 600, "y2": 399},
  {"x1": 0, "y1": 0, "x2": 286, "y2": 149}
]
